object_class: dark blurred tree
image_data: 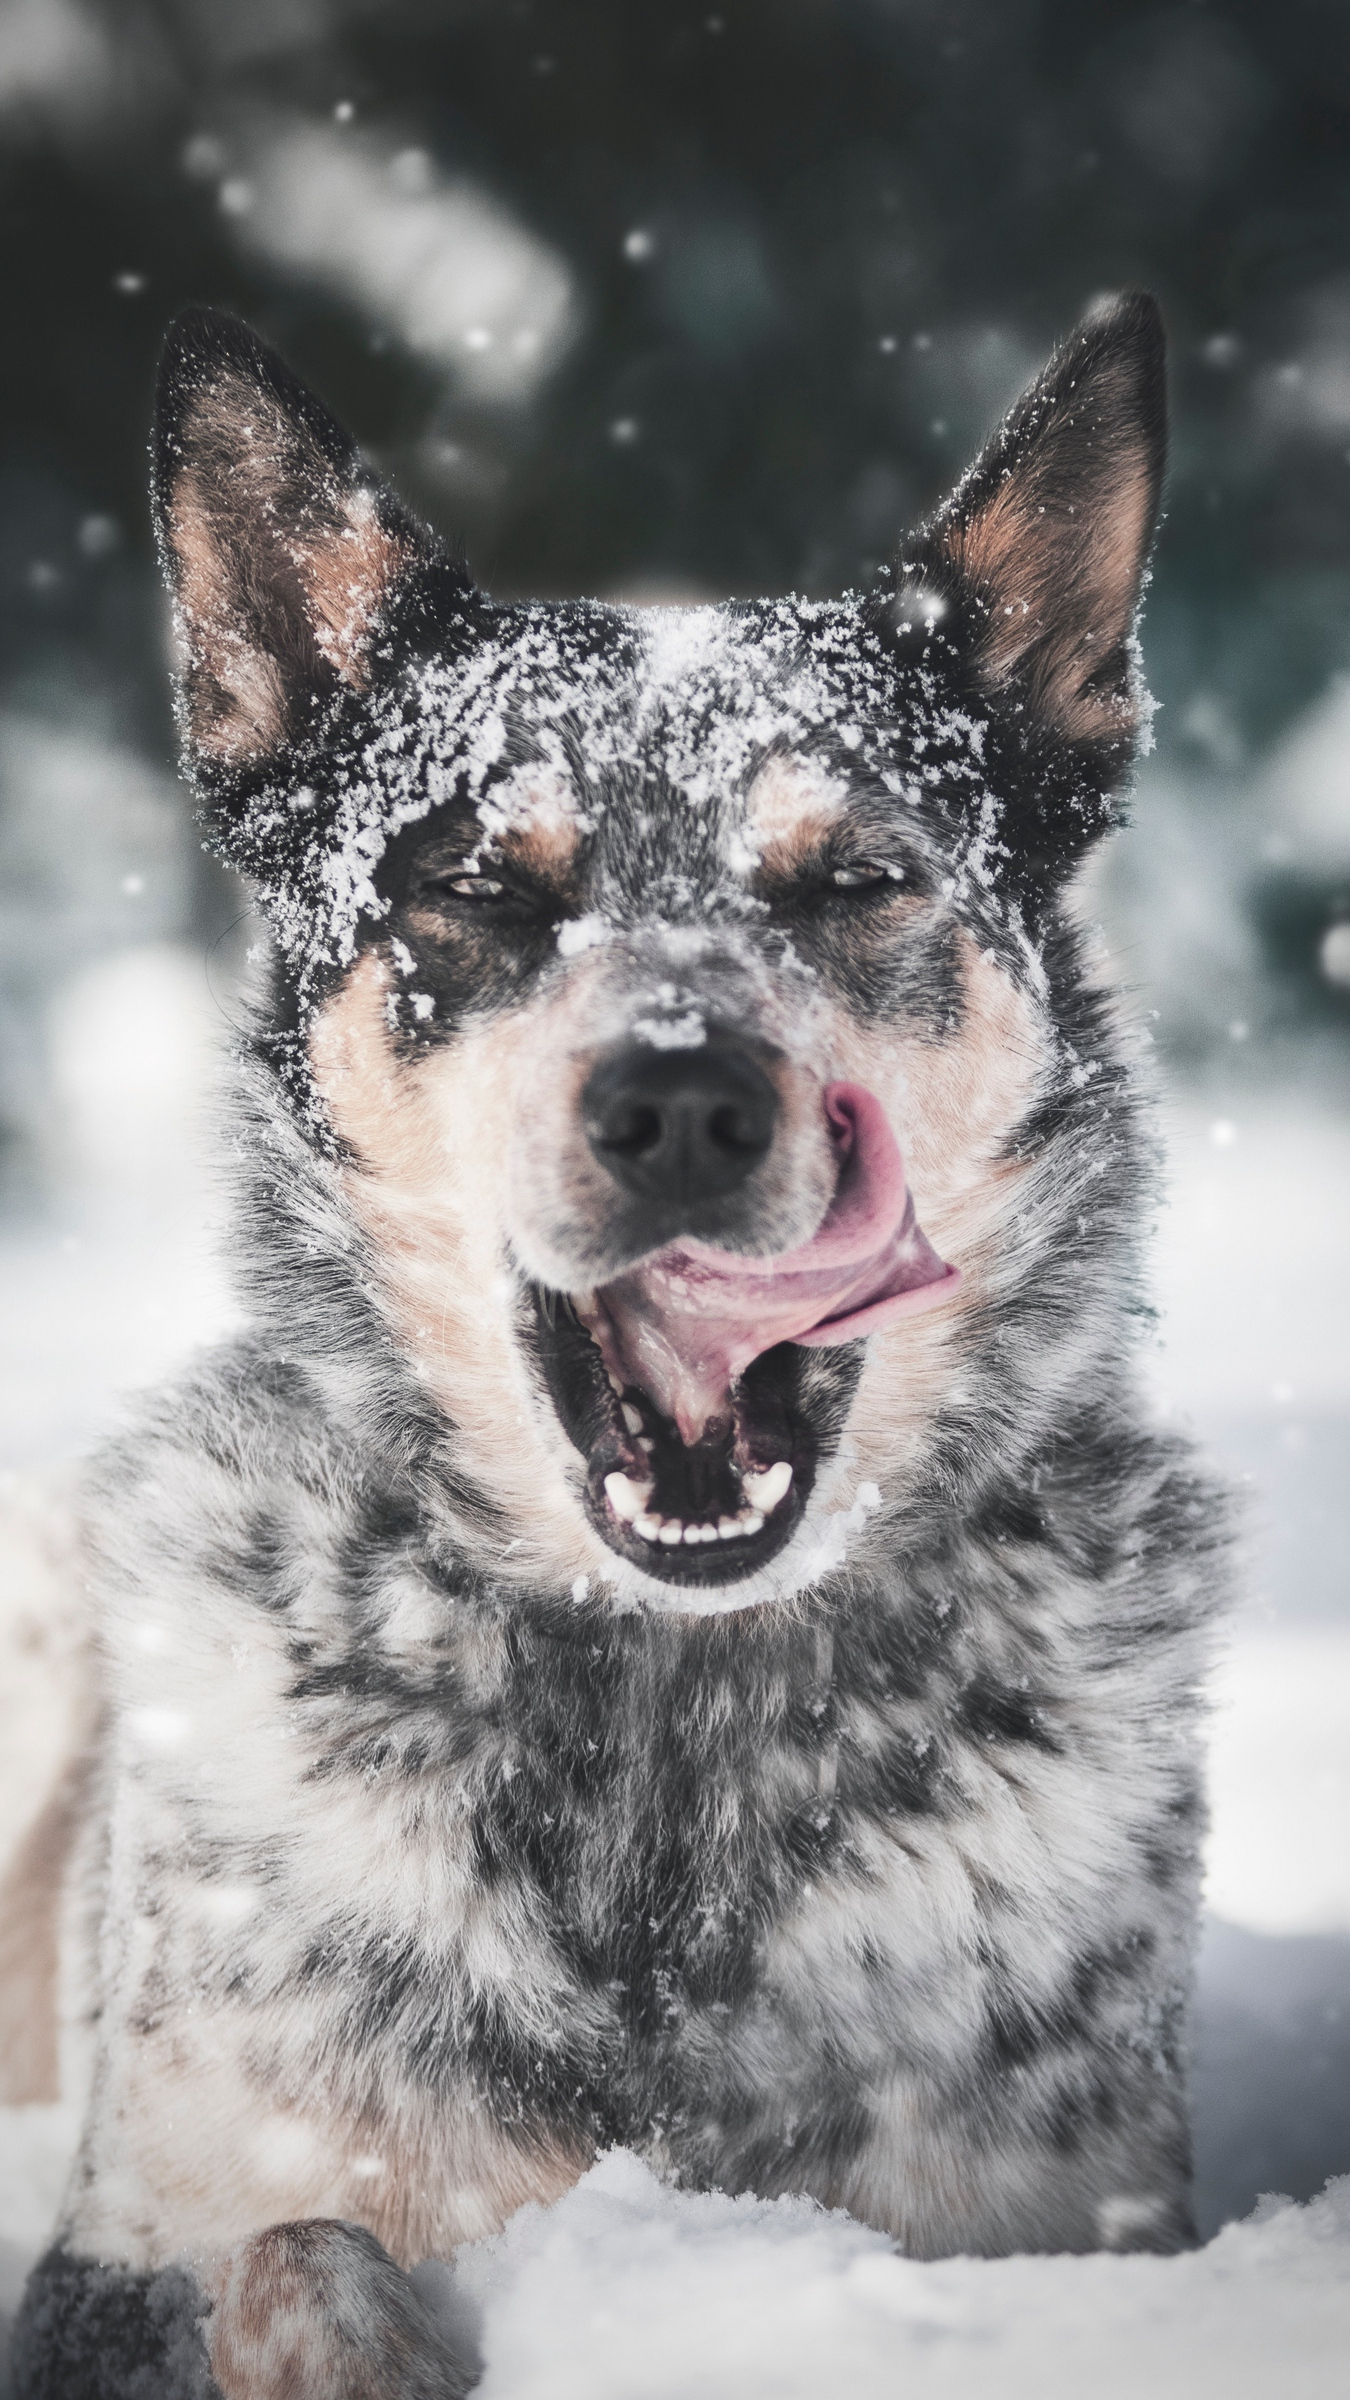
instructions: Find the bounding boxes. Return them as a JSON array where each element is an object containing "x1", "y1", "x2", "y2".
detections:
[{"x1": 1, "y1": 0, "x2": 1349, "y2": 799}]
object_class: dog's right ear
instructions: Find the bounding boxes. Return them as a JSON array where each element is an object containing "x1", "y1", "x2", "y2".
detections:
[
  {"x1": 153, "y1": 310, "x2": 456, "y2": 773},
  {"x1": 897, "y1": 291, "x2": 1166, "y2": 761}
]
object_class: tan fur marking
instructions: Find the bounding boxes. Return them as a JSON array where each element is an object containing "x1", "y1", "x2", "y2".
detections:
[
  {"x1": 310, "y1": 961, "x2": 607, "y2": 1589},
  {"x1": 501, "y1": 811, "x2": 581, "y2": 884},
  {"x1": 745, "y1": 752, "x2": 845, "y2": 879},
  {"x1": 487, "y1": 765, "x2": 585, "y2": 877}
]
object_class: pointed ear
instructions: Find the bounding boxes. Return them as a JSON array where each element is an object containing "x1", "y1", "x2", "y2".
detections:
[
  {"x1": 902, "y1": 291, "x2": 1166, "y2": 752},
  {"x1": 152, "y1": 309, "x2": 439, "y2": 769}
]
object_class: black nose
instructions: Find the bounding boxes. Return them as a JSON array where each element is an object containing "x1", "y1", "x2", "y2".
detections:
[{"x1": 582, "y1": 1042, "x2": 779, "y2": 1208}]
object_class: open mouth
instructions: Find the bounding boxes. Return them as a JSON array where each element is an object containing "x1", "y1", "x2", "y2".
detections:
[{"x1": 530, "y1": 1084, "x2": 959, "y2": 1589}]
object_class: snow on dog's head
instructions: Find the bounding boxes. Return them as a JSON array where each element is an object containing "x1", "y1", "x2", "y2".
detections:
[{"x1": 153, "y1": 295, "x2": 1166, "y2": 1610}]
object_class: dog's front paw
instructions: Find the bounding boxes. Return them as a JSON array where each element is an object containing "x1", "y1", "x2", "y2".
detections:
[{"x1": 208, "y1": 2220, "x2": 475, "y2": 2400}]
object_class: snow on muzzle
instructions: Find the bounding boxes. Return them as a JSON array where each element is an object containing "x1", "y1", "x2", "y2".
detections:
[{"x1": 577, "y1": 1082, "x2": 959, "y2": 1450}]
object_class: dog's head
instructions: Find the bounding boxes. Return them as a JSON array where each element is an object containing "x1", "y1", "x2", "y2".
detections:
[{"x1": 153, "y1": 297, "x2": 1165, "y2": 1610}]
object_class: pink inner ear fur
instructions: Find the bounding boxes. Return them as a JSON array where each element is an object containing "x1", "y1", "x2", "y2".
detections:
[
  {"x1": 170, "y1": 475, "x2": 291, "y2": 760},
  {"x1": 939, "y1": 367, "x2": 1154, "y2": 745},
  {"x1": 166, "y1": 377, "x2": 408, "y2": 764}
]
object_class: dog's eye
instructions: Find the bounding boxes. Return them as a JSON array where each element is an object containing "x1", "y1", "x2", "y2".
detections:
[
  {"x1": 421, "y1": 870, "x2": 509, "y2": 902},
  {"x1": 412, "y1": 861, "x2": 552, "y2": 930},
  {"x1": 443, "y1": 875, "x2": 505, "y2": 899},
  {"x1": 829, "y1": 861, "x2": 899, "y2": 892}
]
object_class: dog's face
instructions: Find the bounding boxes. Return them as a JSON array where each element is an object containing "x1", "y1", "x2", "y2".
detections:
[{"x1": 153, "y1": 300, "x2": 1165, "y2": 1608}]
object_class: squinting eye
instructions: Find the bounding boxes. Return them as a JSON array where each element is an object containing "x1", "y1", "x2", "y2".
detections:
[
  {"x1": 434, "y1": 874, "x2": 506, "y2": 899},
  {"x1": 830, "y1": 862, "x2": 899, "y2": 891}
]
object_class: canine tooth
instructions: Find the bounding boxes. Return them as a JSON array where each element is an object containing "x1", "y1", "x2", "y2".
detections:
[
  {"x1": 621, "y1": 1402, "x2": 645, "y2": 1437},
  {"x1": 658, "y1": 1522, "x2": 684, "y2": 1546},
  {"x1": 742, "y1": 1461, "x2": 793, "y2": 1512},
  {"x1": 604, "y1": 1471, "x2": 652, "y2": 1524},
  {"x1": 634, "y1": 1514, "x2": 662, "y2": 1541}
]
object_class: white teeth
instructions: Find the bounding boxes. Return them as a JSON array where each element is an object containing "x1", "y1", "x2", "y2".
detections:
[
  {"x1": 741, "y1": 1461, "x2": 793, "y2": 1512},
  {"x1": 619, "y1": 1507, "x2": 768, "y2": 1545},
  {"x1": 604, "y1": 1471, "x2": 653, "y2": 1524},
  {"x1": 621, "y1": 1402, "x2": 645, "y2": 1436},
  {"x1": 627, "y1": 1508, "x2": 772, "y2": 1548}
]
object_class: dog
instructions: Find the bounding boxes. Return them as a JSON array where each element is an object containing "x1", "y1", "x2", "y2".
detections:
[{"x1": 12, "y1": 290, "x2": 1226, "y2": 2399}]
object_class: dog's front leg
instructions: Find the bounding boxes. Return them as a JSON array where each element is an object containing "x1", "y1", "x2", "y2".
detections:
[
  {"x1": 206, "y1": 2219, "x2": 473, "y2": 2400},
  {"x1": 13, "y1": 2222, "x2": 474, "y2": 2400}
]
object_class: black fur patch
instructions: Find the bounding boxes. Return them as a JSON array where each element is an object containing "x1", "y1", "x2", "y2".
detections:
[{"x1": 12, "y1": 2248, "x2": 217, "y2": 2400}]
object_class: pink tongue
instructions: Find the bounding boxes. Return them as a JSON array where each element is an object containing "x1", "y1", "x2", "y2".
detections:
[{"x1": 578, "y1": 1083, "x2": 959, "y2": 1443}]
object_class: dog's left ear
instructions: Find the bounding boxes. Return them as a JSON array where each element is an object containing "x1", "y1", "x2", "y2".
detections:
[
  {"x1": 899, "y1": 291, "x2": 1166, "y2": 759},
  {"x1": 153, "y1": 309, "x2": 451, "y2": 773}
]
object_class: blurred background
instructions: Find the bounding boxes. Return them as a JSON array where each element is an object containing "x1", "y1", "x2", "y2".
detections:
[{"x1": 0, "y1": 0, "x2": 1347, "y2": 2258}]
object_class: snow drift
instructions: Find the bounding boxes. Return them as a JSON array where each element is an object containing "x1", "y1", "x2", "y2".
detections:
[{"x1": 3, "y1": 2141, "x2": 1345, "y2": 2400}]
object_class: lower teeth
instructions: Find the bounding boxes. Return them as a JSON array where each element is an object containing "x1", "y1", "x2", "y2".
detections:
[
  {"x1": 604, "y1": 1451, "x2": 794, "y2": 1552},
  {"x1": 627, "y1": 1504, "x2": 772, "y2": 1547}
]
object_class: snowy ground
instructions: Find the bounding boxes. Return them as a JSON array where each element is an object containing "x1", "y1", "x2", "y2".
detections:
[
  {"x1": 1, "y1": 2139, "x2": 1346, "y2": 2397},
  {"x1": 435, "y1": 2153, "x2": 1350, "y2": 2399},
  {"x1": 0, "y1": 948, "x2": 1347, "y2": 2389}
]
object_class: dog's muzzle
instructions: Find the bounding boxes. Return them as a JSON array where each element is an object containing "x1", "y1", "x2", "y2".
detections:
[{"x1": 531, "y1": 1078, "x2": 961, "y2": 1594}]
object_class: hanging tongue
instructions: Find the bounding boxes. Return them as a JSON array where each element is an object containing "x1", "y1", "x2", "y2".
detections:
[{"x1": 577, "y1": 1082, "x2": 958, "y2": 1444}]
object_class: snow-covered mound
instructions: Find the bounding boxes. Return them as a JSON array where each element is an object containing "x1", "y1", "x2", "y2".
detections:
[
  {"x1": 2, "y1": 2139, "x2": 1347, "y2": 2398},
  {"x1": 428, "y1": 2147, "x2": 1350, "y2": 2399}
]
